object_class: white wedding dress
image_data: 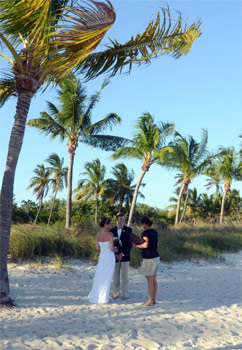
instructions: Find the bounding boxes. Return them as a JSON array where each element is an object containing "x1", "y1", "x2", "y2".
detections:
[{"x1": 88, "y1": 241, "x2": 115, "y2": 304}]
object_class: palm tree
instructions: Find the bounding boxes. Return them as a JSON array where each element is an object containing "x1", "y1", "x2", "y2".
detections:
[
  {"x1": 0, "y1": 0, "x2": 117, "y2": 306},
  {"x1": 45, "y1": 153, "x2": 67, "y2": 226},
  {"x1": 112, "y1": 113, "x2": 174, "y2": 225},
  {"x1": 185, "y1": 188, "x2": 202, "y2": 223},
  {"x1": 105, "y1": 163, "x2": 145, "y2": 212},
  {"x1": 27, "y1": 164, "x2": 50, "y2": 224},
  {"x1": 204, "y1": 160, "x2": 222, "y2": 194},
  {"x1": 217, "y1": 148, "x2": 242, "y2": 224},
  {"x1": 162, "y1": 130, "x2": 217, "y2": 225},
  {"x1": 73, "y1": 158, "x2": 106, "y2": 226},
  {"x1": 28, "y1": 74, "x2": 120, "y2": 229},
  {"x1": 0, "y1": 1, "x2": 201, "y2": 304}
]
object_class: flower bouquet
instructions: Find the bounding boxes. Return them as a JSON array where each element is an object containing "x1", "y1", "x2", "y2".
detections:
[{"x1": 113, "y1": 237, "x2": 122, "y2": 249}]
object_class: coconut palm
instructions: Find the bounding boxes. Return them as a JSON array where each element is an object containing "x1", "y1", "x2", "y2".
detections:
[
  {"x1": 28, "y1": 74, "x2": 120, "y2": 229},
  {"x1": 45, "y1": 153, "x2": 67, "y2": 226},
  {"x1": 0, "y1": 1, "x2": 201, "y2": 304},
  {"x1": 162, "y1": 130, "x2": 217, "y2": 225},
  {"x1": 27, "y1": 164, "x2": 50, "y2": 224},
  {"x1": 105, "y1": 163, "x2": 145, "y2": 212},
  {"x1": 185, "y1": 188, "x2": 202, "y2": 223},
  {"x1": 111, "y1": 113, "x2": 174, "y2": 225},
  {"x1": 204, "y1": 160, "x2": 223, "y2": 194},
  {"x1": 73, "y1": 158, "x2": 106, "y2": 226},
  {"x1": 217, "y1": 148, "x2": 242, "y2": 224}
]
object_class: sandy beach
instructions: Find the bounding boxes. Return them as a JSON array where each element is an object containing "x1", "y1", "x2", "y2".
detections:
[{"x1": 0, "y1": 252, "x2": 241, "y2": 350}]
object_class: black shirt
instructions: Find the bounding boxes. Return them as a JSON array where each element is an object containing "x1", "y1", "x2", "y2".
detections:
[{"x1": 141, "y1": 228, "x2": 159, "y2": 259}]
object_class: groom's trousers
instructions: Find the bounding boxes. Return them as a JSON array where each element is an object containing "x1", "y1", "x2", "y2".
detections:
[{"x1": 112, "y1": 261, "x2": 129, "y2": 298}]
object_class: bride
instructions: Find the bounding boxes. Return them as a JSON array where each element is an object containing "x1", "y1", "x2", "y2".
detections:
[{"x1": 88, "y1": 217, "x2": 117, "y2": 304}]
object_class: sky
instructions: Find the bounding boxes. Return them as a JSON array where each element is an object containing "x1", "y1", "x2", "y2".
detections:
[{"x1": 0, "y1": 0, "x2": 242, "y2": 210}]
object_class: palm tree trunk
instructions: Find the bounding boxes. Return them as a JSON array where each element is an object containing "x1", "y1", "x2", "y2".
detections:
[
  {"x1": 34, "y1": 198, "x2": 43, "y2": 225},
  {"x1": 220, "y1": 186, "x2": 228, "y2": 224},
  {"x1": 66, "y1": 152, "x2": 75, "y2": 229},
  {"x1": 95, "y1": 197, "x2": 98, "y2": 226},
  {"x1": 179, "y1": 188, "x2": 189, "y2": 223},
  {"x1": 127, "y1": 170, "x2": 146, "y2": 226},
  {"x1": 175, "y1": 183, "x2": 186, "y2": 225},
  {"x1": 47, "y1": 190, "x2": 58, "y2": 226},
  {"x1": 0, "y1": 91, "x2": 33, "y2": 305}
]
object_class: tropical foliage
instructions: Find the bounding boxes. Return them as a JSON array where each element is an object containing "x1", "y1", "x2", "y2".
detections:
[
  {"x1": 0, "y1": 0, "x2": 201, "y2": 305},
  {"x1": 27, "y1": 164, "x2": 50, "y2": 224},
  {"x1": 161, "y1": 130, "x2": 217, "y2": 225},
  {"x1": 28, "y1": 74, "x2": 120, "y2": 229},
  {"x1": 112, "y1": 112, "x2": 174, "y2": 225},
  {"x1": 73, "y1": 158, "x2": 107, "y2": 225}
]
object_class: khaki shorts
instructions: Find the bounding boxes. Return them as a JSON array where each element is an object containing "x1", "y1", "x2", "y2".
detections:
[{"x1": 141, "y1": 257, "x2": 160, "y2": 276}]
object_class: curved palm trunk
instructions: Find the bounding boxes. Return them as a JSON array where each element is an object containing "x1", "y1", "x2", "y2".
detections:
[
  {"x1": 0, "y1": 91, "x2": 33, "y2": 305},
  {"x1": 127, "y1": 170, "x2": 146, "y2": 226},
  {"x1": 66, "y1": 152, "x2": 75, "y2": 229},
  {"x1": 95, "y1": 197, "x2": 98, "y2": 226},
  {"x1": 34, "y1": 198, "x2": 43, "y2": 225},
  {"x1": 175, "y1": 183, "x2": 186, "y2": 226},
  {"x1": 220, "y1": 183, "x2": 229, "y2": 224},
  {"x1": 179, "y1": 188, "x2": 189, "y2": 223},
  {"x1": 47, "y1": 190, "x2": 58, "y2": 226}
]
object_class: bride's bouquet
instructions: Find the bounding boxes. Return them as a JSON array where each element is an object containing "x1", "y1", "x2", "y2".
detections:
[{"x1": 113, "y1": 237, "x2": 122, "y2": 249}]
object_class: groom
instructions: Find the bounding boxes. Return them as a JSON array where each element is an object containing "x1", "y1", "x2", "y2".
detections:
[{"x1": 110, "y1": 212, "x2": 133, "y2": 300}]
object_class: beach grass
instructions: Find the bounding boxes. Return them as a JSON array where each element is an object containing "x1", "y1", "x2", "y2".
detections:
[{"x1": 9, "y1": 223, "x2": 242, "y2": 265}]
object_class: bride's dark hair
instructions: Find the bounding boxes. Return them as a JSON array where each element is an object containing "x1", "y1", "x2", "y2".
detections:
[{"x1": 99, "y1": 217, "x2": 111, "y2": 227}]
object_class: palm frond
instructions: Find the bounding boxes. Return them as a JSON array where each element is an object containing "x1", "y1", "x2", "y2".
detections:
[
  {"x1": 85, "y1": 112, "x2": 121, "y2": 135},
  {"x1": 112, "y1": 146, "x2": 143, "y2": 161},
  {"x1": 40, "y1": 1, "x2": 116, "y2": 79},
  {"x1": 76, "y1": 6, "x2": 201, "y2": 79},
  {"x1": 0, "y1": 73, "x2": 16, "y2": 107},
  {"x1": 83, "y1": 78, "x2": 109, "y2": 123},
  {"x1": 80, "y1": 134, "x2": 130, "y2": 151},
  {"x1": 27, "y1": 112, "x2": 68, "y2": 141}
]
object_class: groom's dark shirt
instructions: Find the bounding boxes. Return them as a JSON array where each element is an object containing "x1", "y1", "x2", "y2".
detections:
[{"x1": 110, "y1": 224, "x2": 133, "y2": 262}]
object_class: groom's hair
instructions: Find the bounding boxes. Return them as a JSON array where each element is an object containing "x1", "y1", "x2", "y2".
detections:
[{"x1": 116, "y1": 212, "x2": 125, "y2": 218}]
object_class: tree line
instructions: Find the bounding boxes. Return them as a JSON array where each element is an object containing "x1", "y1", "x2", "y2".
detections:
[{"x1": 24, "y1": 83, "x2": 242, "y2": 227}]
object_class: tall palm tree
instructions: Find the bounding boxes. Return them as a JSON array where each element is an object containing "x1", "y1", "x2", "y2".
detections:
[
  {"x1": 162, "y1": 130, "x2": 216, "y2": 225},
  {"x1": 217, "y1": 148, "x2": 242, "y2": 224},
  {"x1": 73, "y1": 158, "x2": 106, "y2": 226},
  {"x1": 204, "y1": 160, "x2": 222, "y2": 194},
  {"x1": 27, "y1": 164, "x2": 50, "y2": 224},
  {"x1": 0, "y1": 0, "x2": 116, "y2": 306},
  {"x1": 105, "y1": 163, "x2": 145, "y2": 212},
  {"x1": 28, "y1": 74, "x2": 120, "y2": 229},
  {"x1": 112, "y1": 113, "x2": 174, "y2": 225},
  {"x1": 45, "y1": 153, "x2": 67, "y2": 226},
  {"x1": 0, "y1": 1, "x2": 201, "y2": 304}
]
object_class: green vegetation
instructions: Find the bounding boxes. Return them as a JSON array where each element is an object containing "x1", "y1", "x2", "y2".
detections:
[{"x1": 9, "y1": 223, "x2": 242, "y2": 266}]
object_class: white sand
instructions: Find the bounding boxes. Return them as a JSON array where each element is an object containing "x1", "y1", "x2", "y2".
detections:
[{"x1": 0, "y1": 253, "x2": 241, "y2": 350}]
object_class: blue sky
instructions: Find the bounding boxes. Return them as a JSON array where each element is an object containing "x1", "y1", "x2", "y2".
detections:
[{"x1": 0, "y1": 0, "x2": 241, "y2": 210}]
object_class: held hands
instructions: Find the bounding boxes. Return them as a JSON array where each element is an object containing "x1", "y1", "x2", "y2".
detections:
[{"x1": 116, "y1": 253, "x2": 123, "y2": 261}]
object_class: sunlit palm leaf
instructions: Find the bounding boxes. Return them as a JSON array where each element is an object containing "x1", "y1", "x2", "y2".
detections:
[
  {"x1": 77, "y1": 7, "x2": 201, "y2": 79},
  {"x1": 0, "y1": 74, "x2": 16, "y2": 107},
  {"x1": 27, "y1": 112, "x2": 68, "y2": 141}
]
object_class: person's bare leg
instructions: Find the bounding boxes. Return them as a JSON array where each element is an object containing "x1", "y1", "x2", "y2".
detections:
[
  {"x1": 143, "y1": 276, "x2": 154, "y2": 306},
  {"x1": 153, "y1": 275, "x2": 158, "y2": 304}
]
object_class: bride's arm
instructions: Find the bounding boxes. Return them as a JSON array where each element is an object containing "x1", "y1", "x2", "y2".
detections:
[{"x1": 109, "y1": 233, "x2": 117, "y2": 253}]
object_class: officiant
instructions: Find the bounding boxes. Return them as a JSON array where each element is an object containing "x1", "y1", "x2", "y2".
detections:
[{"x1": 110, "y1": 212, "x2": 133, "y2": 300}]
